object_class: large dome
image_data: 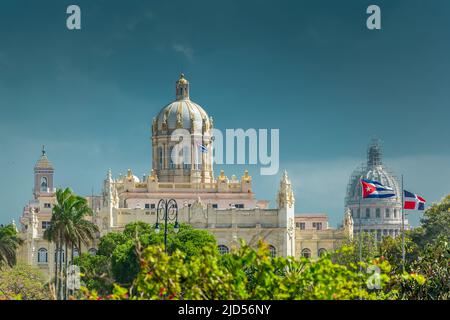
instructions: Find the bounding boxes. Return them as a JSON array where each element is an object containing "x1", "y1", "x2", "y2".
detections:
[
  {"x1": 345, "y1": 140, "x2": 401, "y2": 206},
  {"x1": 152, "y1": 74, "x2": 212, "y2": 133},
  {"x1": 344, "y1": 140, "x2": 406, "y2": 239},
  {"x1": 150, "y1": 74, "x2": 215, "y2": 184}
]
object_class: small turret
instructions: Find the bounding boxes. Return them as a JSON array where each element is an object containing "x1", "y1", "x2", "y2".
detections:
[
  {"x1": 343, "y1": 208, "x2": 354, "y2": 240},
  {"x1": 277, "y1": 170, "x2": 295, "y2": 209}
]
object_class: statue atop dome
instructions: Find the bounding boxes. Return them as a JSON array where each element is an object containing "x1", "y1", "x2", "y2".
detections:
[{"x1": 176, "y1": 73, "x2": 189, "y2": 100}]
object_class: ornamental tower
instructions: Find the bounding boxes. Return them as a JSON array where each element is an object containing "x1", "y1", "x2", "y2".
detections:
[{"x1": 33, "y1": 146, "x2": 54, "y2": 199}]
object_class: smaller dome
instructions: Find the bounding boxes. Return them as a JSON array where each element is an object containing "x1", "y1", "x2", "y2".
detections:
[{"x1": 125, "y1": 169, "x2": 140, "y2": 183}]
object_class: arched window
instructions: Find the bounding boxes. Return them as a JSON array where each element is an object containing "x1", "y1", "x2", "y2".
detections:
[
  {"x1": 269, "y1": 245, "x2": 277, "y2": 258},
  {"x1": 318, "y1": 248, "x2": 327, "y2": 257},
  {"x1": 218, "y1": 245, "x2": 229, "y2": 255},
  {"x1": 40, "y1": 177, "x2": 48, "y2": 192},
  {"x1": 38, "y1": 248, "x2": 48, "y2": 263},
  {"x1": 72, "y1": 248, "x2": 79, "y2": 258},
  {"x1": 158, "y1": 146, "x2": 163, "y2": 169},
  {"x1": 301, "y1": 248, "x2": 311, "y2": 258},
  {"x1": 88, "y1": 248, "x2": 97, "y2": 255},
  {"x1": 55, "y1": 249, "x2": 65, "y2": 264}
]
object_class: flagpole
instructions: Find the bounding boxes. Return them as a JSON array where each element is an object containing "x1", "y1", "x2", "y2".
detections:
[
  {"x1": 401, "y1": 174, "x2": 405, "y2": 272},
  {"x1": 358, "y1": 175, "x2": 363, "y2": 301},
  {"x1": 358, "y1": 176, "x2": 363, "y2": 274}
]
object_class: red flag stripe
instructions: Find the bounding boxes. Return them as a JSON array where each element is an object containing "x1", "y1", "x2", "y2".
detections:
[{"x1": 404, "y1": 201, "x2": 416, "y2": 210}]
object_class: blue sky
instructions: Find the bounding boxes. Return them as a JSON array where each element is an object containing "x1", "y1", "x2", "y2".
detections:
[{"x1": 0, "y1": 0, "x2": 449, "y2": 227}]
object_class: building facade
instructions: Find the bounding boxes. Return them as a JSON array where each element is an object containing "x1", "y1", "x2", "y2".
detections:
[{"x1": 17, "y1": 74, "x2": 352, "y2": 278}]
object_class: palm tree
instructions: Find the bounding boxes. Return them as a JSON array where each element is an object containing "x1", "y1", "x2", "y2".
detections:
[
  {"x1": 44, "y1": 188, "x2": 99, "y2": 299},
  {"x1": 0, "y1": 224, "x2": 23, "y2": 268}
]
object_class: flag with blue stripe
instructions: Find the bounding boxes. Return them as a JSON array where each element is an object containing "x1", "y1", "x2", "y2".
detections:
[{"x1": 361, "y1": 179, "x2": 396, "y2": 199}]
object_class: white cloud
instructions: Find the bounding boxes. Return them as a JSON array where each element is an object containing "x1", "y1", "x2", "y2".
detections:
[
  {"x1": 172, "y1": 44, "x2": 194, "y2": 61},
  {"x1": 126, "y1": 10, "x2": 155, "y2": 31}
]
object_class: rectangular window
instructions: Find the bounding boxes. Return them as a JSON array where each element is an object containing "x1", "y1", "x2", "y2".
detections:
[
  {"x1": 42, "y1": 221, "x2": 51, "y2": 229},
  {"x1": 44, "y1": 203, "x2": 51, "y2": 209},
  {"x1": 385, "y1": 209, "x2": 390, "y2": 218},
  {"x1": 357, "y1": 209, "x2": 360, "y2": 218},
  {"x1": 312, "y1": 222, "x2": 322, "y2": 230},
  {"x1": 393, "y1": 209, "x2": 398, "y2": 218},
  {"x1": 150, "y1": 204, "x2": 155, "y2": 209},
  {"x1": 212, "y1": 204, "x2": 218, "y2": 209},
  {"x1": 145, "y1": 204, "x2": 150, "y2": 209},
  {"x1": 299, "y1": 222, "x2": 305, "y2": 230},
  {"x1": 365, "y1": 208, "x2": 371, "y2": 218},
  {"x1": 235, "y1": 204, "x2": 244, "y2": 209},
  {"x1": 376, "y1": 208, "x2": 381, "y2": 218}
]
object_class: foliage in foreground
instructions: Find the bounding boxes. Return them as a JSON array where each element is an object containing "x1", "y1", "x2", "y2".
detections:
[
  {"x1": 83, "y1": 241, "x2": 404, "y2": 300},
  {"x1": 75, "y1": 222, "x2": 216, "y2": 293},
  {"x1": 0, "y1": 223, "x2": 23, "y2": 268},
  {"x1": 0, "y1": 263, "x2": 51, "y2": 300}
]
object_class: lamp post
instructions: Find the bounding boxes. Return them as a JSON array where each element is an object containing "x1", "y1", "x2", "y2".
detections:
[{"x1": 154, "y1": 199, "x2": 179, "y2": 253}]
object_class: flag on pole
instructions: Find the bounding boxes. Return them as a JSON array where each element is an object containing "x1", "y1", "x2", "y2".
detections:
[
  {"x1": 196, "y1": 141, "x2": 208, "y2": 153},
  {"x1": 403, "y1": 190, "x2": 426, "y2": 210},
  {"x1": 360, "y1": 179, "x2": 396, "y2": 198}
]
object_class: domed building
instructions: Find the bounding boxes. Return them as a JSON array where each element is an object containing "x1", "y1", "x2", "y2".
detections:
[
  {"x1": 21, "y1": 74, "x2": 358, "y2": 278},
  {"x1": 345, "y1": 140, "x2": 407, "y2": 241},
  {"x1": 151, "y1": 73, "x2": 214, "y2": 184}
]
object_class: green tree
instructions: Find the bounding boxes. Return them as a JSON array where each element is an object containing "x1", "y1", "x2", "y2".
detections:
[
  {"x1": 74, "y1": 253, "x2": 113, "y2": 296},
  {"x1": 409, "y1": 194, "x2": 450, "y2": 247},
  {"x1": 0, "y1": 223, "x2": 23, "y2": 268},
  {"x1": 331, "y1": 231, "x2": 380, "y2": 267},
  {"x1": 43, "y1": 188, "x2": 99, "y2": 300},
  {"x1": 0, "y1": 263, "x2": 51, "y2": 300},
  {"x1": 378, "y1": 194, "x2": 450, "y2": 299},
  {"x1": 83, "y1": 240, "x2": 397, "y2": 300},
  {"x1": 76, "y1": 221, "x2": 217, "y2": 292}
]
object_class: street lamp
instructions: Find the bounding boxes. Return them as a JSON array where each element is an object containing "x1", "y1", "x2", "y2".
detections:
[{"x1": 155, "y1": 199, "x2": 179, "y2": 253}]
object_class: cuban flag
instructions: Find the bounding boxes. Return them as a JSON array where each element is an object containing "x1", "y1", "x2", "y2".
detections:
[
  {"x1": 360, "y1": 179, "x2": 396, "y2": 199},
  {"x1": 403, "y1": 190, "x2": 426, "y2": 210},
  {"x1": 196, "y1": 141, "x2": 208, "y2": 153}
]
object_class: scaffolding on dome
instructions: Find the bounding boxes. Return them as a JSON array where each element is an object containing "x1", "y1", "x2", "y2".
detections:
[
  {"x1": 345, "y1": 138, "x2": 402, "y2": 207},
  {"x1": 344, "y1": 163, "x2": 365, "y2": 206},
  {"x1": 367, "y1": 138, "x2": 383, "y2": 167}
]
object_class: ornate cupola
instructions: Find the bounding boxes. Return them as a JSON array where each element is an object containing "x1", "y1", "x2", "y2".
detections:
[
  {"x1": 176, "y1": 73, "x2": 190, "y2": 100},
  {"x1": 151, "y1": 74, "x2": 214, "y2": 184}
]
